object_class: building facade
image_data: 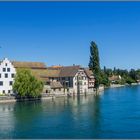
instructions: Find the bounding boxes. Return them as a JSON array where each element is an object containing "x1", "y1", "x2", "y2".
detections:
[
  {"x1": 47, "y1": 65, "x2": 95, "y2": 95},
  {"x1": 0, "y1": 58, "x2": 16, "y2": 94},
  {"x1": 0, "y1": 58, "x2": 95, "y2": 95}
]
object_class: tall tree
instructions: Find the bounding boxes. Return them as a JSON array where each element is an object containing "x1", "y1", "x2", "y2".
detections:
[{"x1": 89, "y1": 41, "x2": 101, "y2": 90}]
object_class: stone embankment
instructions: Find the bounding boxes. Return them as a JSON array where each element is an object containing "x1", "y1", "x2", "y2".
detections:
[
  {"x1": 0, "y1": 96, "x2": 16, "y2": 103},
  {"x1": 0, "y1": 91, "x2": 97, "y2": 103},
  {"x1": 110, "y1": 84, "x2": 125, "y2": 88}
]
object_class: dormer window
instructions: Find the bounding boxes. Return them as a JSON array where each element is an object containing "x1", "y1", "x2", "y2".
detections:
[{"x1": 5, "y1": 63, "x2": 7, "y2": 66}]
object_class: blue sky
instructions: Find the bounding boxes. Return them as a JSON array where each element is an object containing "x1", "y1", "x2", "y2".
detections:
[{"x1": 0, "y1": 2, "x2": 140, "y2": 69}]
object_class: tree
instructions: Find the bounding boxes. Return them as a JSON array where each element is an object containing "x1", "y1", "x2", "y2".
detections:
[
  {"x1": 13, "y1": 69, "x2": 43, "y2": 98},
  {"x1": 89, "y1": 41, "x2": 101, "y2": 90},
  {"x1": 100, "y1": 70, "x2": 110, "y2": 87}
]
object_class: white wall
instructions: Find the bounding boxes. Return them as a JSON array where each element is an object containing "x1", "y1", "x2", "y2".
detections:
[
  {"x1": 73, "y1": 69, "x2": 88, "y2": 94},
  {"x1": 0, "y1": 58, "x2": 16, "y2": 94}
]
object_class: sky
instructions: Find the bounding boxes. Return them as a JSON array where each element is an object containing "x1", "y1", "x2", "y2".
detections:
[{"x1": 0, "y1": 2, "x2": 140, "y2": 70}]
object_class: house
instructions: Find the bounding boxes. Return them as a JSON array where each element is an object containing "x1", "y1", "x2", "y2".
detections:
[
  {"x1": 29, "y1": 69, "x2": 64, "y2": 94},
  {"x1": 85, "y1": 68, "x2": 95, "y2": 92},
  {"x1": 0, "y1": 58, "x2": 47, "y2": 95},
  {"x1": 0, "y1": 58, "x2": 16, "y2": 94},
  {"x1": 47, "y1": 65, "x2": 95, "y2": 94},
  {"x1": 0, "y1": 58, "x2": 95, "y2": 95},
  {"x1": 109, "y1": 75, "x2": 122, "y2": 84}
]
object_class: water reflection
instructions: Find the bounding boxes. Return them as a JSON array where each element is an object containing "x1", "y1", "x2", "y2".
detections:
[
  {"x1": 92, "y1": 95, "x2": 102, "y2": 138},
  {"x1": 0, "y1": 103, "x2": 15, "y2": 138},
  {"x1": 0, "y1": 94, "x2": 103, "y2": 138}
]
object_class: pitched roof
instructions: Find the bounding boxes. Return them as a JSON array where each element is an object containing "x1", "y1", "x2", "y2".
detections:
[
  {"x1": 59, "y1": 65, "x2": 80, "y2": 77},
  {"x1": 84, "y1": 68, "x2": 94, "y2": 78},
  {"x1": 50, "y1": 65, "x2": 63, "y2": 69},
  {"x1": 31, "y1": 69, "x2": 60, "y2": 79},
  {"x1": 12, "y1": 61, "x2": 46, "y2": 69},
  {"x1": 109, "y1": 75, "x2": 121, "y2": 81},
  {"x1": 45, "y1": 69, "x2": 60, "y2": 77},
  {"x1": 50, "y1": 81, "x2": 63, "y2": 89},
  {"x1": 31, "y1": 65, "x2": 81, "y2": 79}
]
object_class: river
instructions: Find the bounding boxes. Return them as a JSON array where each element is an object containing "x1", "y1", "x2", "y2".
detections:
[{"x1": 0, "y1": 85, "x2": 140, "y2": 138}]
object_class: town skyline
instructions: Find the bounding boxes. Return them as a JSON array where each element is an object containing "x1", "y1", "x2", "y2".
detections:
[{"x1": 0, "y1": 2, "x2": 140, "y2": 70}]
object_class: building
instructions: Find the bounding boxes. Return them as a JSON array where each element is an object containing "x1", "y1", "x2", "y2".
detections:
[
  {"x1": 0, "y1": 58, "x2": 47, "y2": 95},
  {"x1": 32, "y1": 65, "x2": 95, "y2": 95},
  {"x1": 109, "y1": 75, "x2": 122, "y2": 84},
  {"x1": 0, "y1": 58, "x2": 95, "y2": 95},
  {"x1": 0, "y1": 58, "x2": 16, "y2": 94},
  {"x1": 46, "y1": 65, "x2": 95, "y2": 94},
  {"x1": 85, "y1": 68, "x2": 95, "y2": 92}
]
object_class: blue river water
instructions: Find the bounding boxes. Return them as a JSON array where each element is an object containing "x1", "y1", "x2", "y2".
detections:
[{"x1": 0, "y1": 85, "x2": 140, "y2": 139}]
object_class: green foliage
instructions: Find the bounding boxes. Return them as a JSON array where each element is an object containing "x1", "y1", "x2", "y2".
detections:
[
  {"x1": 100, "y1": 71, "x2": 110, "y2": 87},
  {"x1": 13, "y1": 69, "x2": 43, "y2": 98},
  {"x1": 125, "y1": 76, "x2": 136, "y2": 85},
  {"x1": 89, "y1": 41, "x2": 101, "y2": 89},
  {"x1": 103, "y1": 67, "x2": 140, "y2": 85},
  {"x1": 119, "y1": 78, "x2": 126, "y2": 85},
  {"x1": 88, "y1": 42, "x2": 140, "y2": 87}
]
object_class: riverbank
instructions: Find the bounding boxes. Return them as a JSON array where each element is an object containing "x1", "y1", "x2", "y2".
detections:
[
  {"x1": 110, "y1": 84, "x2": 125, "y2": 88},
  {"x1": 109, "y1": 83, "x2": 140, "y2": 89},
  {"x1": 3, "y1": 83, "x2": 140, "y2": 103},
  {"x1": 0, "y1": 91, "x2": 98, "y2": 103}
]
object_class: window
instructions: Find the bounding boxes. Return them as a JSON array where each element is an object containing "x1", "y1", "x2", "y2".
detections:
[
  {"x1": 46, "y1": 81, "x2": 50, "y2": 85},
  {"x1": 9, "y1": 81, "x2": 13, "y2": 86},
  {"x1": 0, "y1": 81, "x2": 3, "y2": 86},
  {"x1": 62, "y1": 77, "x2": 65, "y2": 80},
  {"x1": 84, "y1": 82, "x2": 86, "y2": 85},
  {"x1": 5, "y1": 63, "x2": 7, "y2": 66},
  {"x1": 3, "y1": 68, "x2": 6, "y2": 72},
  {"x1": 11, "y1": 74, "x2": 15, "y2": 78},
  {"x1": 8, "y1": 90, "x2": 11, "y2": 93},
  {"x1": 5, "y1": 73, "x2": 8, "y2": 78},
  {"x1": 7, "y1": 68, "x2": 10, "y2": 72},
  {"x1": 59, "y1": 88, "x2": 61, "y2": 91},
  {"x1": 3, "y1": 90, "x2": 5, "y2": 94},
  {"x1": 0, "y1": 74, "x2": 1, "y2": 78},
  {"x1": 75, "y1": 82, "x2": 77, "y2": 85}
]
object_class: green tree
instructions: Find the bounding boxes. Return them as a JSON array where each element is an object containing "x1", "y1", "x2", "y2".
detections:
[
  {"x1": 100, "y1": 70, "x2": 110, "y2": 87},
  {"x1": 89, "y1": 41, "x2": 101, "y2": 90},
  {"x1": 13, "y1": 69, "x2": 43, "y2": 98}
]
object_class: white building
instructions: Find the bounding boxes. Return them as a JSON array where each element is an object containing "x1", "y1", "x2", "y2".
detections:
[
  {"x1": 0, "y1": 58, "x2": 16, "y2": 95},
  {"x1": 46, "y1": 65, "x2": 95, "y2": 95},
  {"x1": 72, "y1": 68, "x2": 89, "y2": 94}
]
